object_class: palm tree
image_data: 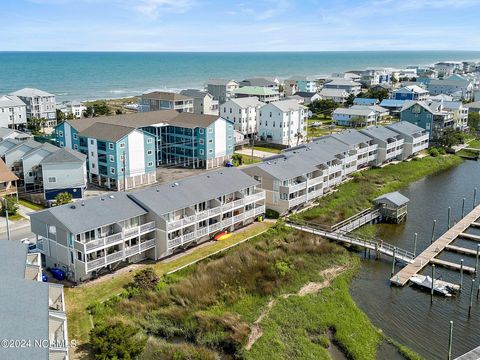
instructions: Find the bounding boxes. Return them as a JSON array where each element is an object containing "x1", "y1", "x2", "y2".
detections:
[{"x1": 295, "y1": 131, "x2": 304, "y2": 145}]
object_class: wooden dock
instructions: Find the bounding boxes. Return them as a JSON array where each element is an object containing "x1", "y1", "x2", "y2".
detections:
[
  {"x1": 430, "y1": 258, "x2": 475, "y2": 274},
  {"x1": 391, "y1": 204, "x2": 480, "y2": 286},
  {"x1": 455, "y1": 345, "x2": 480, "y2": 360},
  {"x1": 446, "y1": 244, "x2": 478, "y2": 256}
]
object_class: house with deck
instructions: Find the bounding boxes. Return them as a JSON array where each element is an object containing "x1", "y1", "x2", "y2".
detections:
[
  {"x1": 0, "y1": 240, "x2": 68, "y2": 359},
  {"x1": 284, "y1": 76, "x2": 318, "y2": 96},
  {"x1": 330, "y1": 129, "x2": 378, "y2": 169},
  {"x1": 220, "y1": 97, "x2": 264, "y2": 136},
  {"x1": 319, "y1": 88, "x2": 350, "y2": 103},
  {"x1": 0, "y1": 95, "x2": 27, "y2": 129},
  {"x1": 232, "y1": 86, "x2": 280, "y2": 103},
  {"x1": 206, "y1": 79, "x2": 239, "y2": 104},
  {"x1": 140, "y1": 91, "x2": 194, "y2": 113},
  {"x1": 360, "y1": 126, "x2": 404, "y2": 165},
  {"x1": 392, "y1": 85, "x2": 429, "y2": 101},
  {"x1": 323, "y1": 79, "x2": 362, "y2": 95},
  {"x1": 30, "y1": 168, "x2": 265, "y2": 282},
  {"x1": 9, "y1": 88, "x2": 57, "y2": 127},
  {"x1": 386, "y1": 121, "x2": 429, "y2": 159},
  {"x1": 332, "y1": 107, "x2": 377, "y2": 127},
  {"x1": 180, "y1": 89, "x2": 219, "y2": 115},
  {"x1": 0, "y1": 158, "x2": 18, "y2": 199}
]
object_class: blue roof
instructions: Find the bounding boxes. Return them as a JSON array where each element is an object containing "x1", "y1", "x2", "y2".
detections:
[
  {"x1": 379, "y1": 99, "x2": 406, "y2": 107},
  {"x1": 353, "y1": 98, "x2": 378, "y2": 105}
]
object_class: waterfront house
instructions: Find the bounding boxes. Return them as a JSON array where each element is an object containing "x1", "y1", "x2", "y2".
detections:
[
  {"x1": 77, "y1": 122, "x2": 156, "y2": 190},
  {"x1": 220, "y1": 97, "x2": 264, "y2": 136},
  {"x1": 323, "y1": 79, "x2": 362, "y2": 95},
  {"x1": 56, "y1": 101, "x2": 87, "y2": 119},
  {"x1": 0, "y1": 240, "x2": 68, "y2": 359},
  {"x1": 293, "y1": 91, "x2": 321, "y2": 105},
  {"x1": 232, "y1": 86, "x2": 280, "y2": 103},
  {"x1": 258, "y1": 99, "x2": 307, "y2": 146},
  {"x1": 379, "y1": 99, "x2": 406, "y2": 116},
  {"x1": 434, "y1": 62, "x2": 462, "y2": 77},
  {"x1": 206, "y1": 79, "x2": 239, "y2": 104},
  {"x1": 140, "y1": 91, "x2": 194, "y2": 113},
  {"x1": 386, "y1": 121, "x2": 429, "y2": 159},
  {"x1": 330, "y1": 129, "x2": 378, "y2": 170},
  {"x1": 360, "y1": 126, "x2": 404, "y2": 165},
  {"x1": 239, "y1": 77, "x2": 279, "y2": 90},
  {"x1": 332, "y1": 107, "x2": 377, "y2": 127},
  {"x1": 319, "y1": 88, "x2": 350, "y2": 103},
  {"x1": 360, "y1": 69, "x2": 391, "y2": 87},
  {"x1": 353, "y1": 98, "x2": 379, "y2": 106},
  {"x1": 242, "y1": 136, "x2": 350, "y2": 214},
  {"x1": 392, "y1": 85, "x2": 429, "y2": 101},
  {"x1": 432, "y1": 100, "x2": 469, "y2": 131},
  {"x1": 180, "y1": 89, "x2": 219, "y2": 115},
  {"x1": 0, "y1": 158, "x2": 18, "y2": 199},
  {"x1": 399, "y1": 101, "x2": 455, "y2": 141},
  {"x1": 30, "y1": 168, "x2": 265, "y2": 282},
  {"x1": 9, "y1": 88, "x2": 57, "y2": 127},
  {"x1": 284, "y1": 76, "x2": 318, "y2": 96},
  {"x1": 0, "y1": 95, "x2": 27, "y2": 129}
]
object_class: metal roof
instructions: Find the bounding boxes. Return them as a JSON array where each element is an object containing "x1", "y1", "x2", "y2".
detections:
[
  {"x1": 180, "y1": 89, "x2": 211, "y2": 99},
  {"x1": 226, "y1": 97, "x2": 265, "y2": 108},
  {"x1": 30, "y1": 192, "x2": 148, "y2": 234},
  {"x1": 129, "y1": 168, "x2": 259, "y2": 216},
  {"x1": 267, "y1": 99, "x2": 306, "y2": 112},
  {"x1": 141, "y1": 91, "x2": 192, "y2": 101},
  {"x1": 0, "y1": 241, "x2": 28, "y2": 279},
  {"x1": 387, "y1": 121, "x2": 425, "y2": 136},
  {"x1": 360, "y1": 126, "x2": 400, "y2": 141},
  {"x1": 333, "y1": 107, "x2": 375, "y2": 116},
  {"x1": 374, "y1": 191, "x2": 409, "y2": 207},
  {"x1": 233, "y1": 86, "x2": 278, "y2": 96},
  {"x1": 330, "y1": 129, "x2": 373, "y2": 146},
  {"x1": 10, "y1": 87, "x2": 55, "y2": 98},
  {"x1": 40, "y1": 147, "x2": 86, "y2": 165}
]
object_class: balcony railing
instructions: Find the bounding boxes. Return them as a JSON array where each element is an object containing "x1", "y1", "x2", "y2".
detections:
[{"x1": 289, "y1": 195, "x2": 307, "y2": 208}]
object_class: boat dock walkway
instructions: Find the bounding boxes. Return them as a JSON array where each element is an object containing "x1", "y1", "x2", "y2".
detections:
[
  {"x1": 455, "y1": 345, "x2": 480, "y2": 360},
  {"x1": 287, "y1": 221, "x2": 415, "y2": 264},
  {"x1": 391, "y1": 204, "x2": 480, "y2": 286}
]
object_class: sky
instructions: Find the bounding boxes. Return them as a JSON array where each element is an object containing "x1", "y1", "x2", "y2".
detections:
[{"x1": 1, "y1": 0, "x2": 480, "y2": 51}]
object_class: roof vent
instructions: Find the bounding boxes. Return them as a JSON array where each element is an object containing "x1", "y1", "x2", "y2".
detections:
[
  {"x1": 70, "y1": 205, "x2": 76, "y2": 209},
  {"x1": 266, "y1": 161, "x2": 271, "y2": 165},
  {"x1": 101, "y1": 198, "x2": 105, "y2": 201},
  {"x1": 81, "y1": 202, "x2": 85, "y2": 206},
  {"x1": 156, "y1": 187, "x2": 160, "y2": 192},
  {"x1": 109, "y1": 195, "x2": 115, "y2": 199}
]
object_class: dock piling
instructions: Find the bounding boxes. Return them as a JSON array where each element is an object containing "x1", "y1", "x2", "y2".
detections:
[
  {"x1": 431, "y1": 264, "x2": 435, "y2": 304},
  {"x1": 391, "y1": 247, "x2": 396, "y2": 276},
  {"x1": 474, "y1": 188, "x2": 477, "y2": 210},
  {"x1": 448, "y1": 321, "x2": 453, "y2": 360},
  {"x1": 448, "y1": 207, "x2": 451, "y2": 229},
  {"x1": 476, "y1": 245, "x2": 480, "y2": 276},
  {"x1": 460, "y1": 259, "x2": 464, "y2": 291},
  {"x1": 413, "y1": 232, "x2": 418, "y2": 257},
  {"x1": 431, "y1": 219, "x2": 437, "y2": 244},
  {"x1": 462, "y1": 198, "x2": 466, "y2": 218},
  {"x1": 469, "y1": 279, "x2": 475, "y2": 317}
]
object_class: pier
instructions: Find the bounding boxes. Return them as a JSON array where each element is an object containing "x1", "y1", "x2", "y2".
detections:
[
  {"x1": 455, "y1": 345, "x2": 480, "y2": 360},
  {"x1": 391, "y1": 204, "x2": 480, "y2": 286}
]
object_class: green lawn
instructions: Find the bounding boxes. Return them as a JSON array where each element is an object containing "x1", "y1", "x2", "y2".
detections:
[
  {"x1": 2, "y1": 213, "x2": 24, "y2": 221},
  {"x1": 295, "y1": 154, "x2": 463, "y2": 226},
  {"x1": 235, "y1": 153, "x2": 263, "y2": 165},
  {"x1": 18, "y1": 199, "x2": 45, "y2": 211},
  {"x1": 468, "y1": 139, "x2": 480, "y2": 149},
  {"x1": 245, "y1": 146, "x2": 281, "y2": 154}
]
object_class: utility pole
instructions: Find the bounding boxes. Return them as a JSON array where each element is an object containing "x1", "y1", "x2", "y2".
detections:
[{"x1": 122, "y1": 151, "x2": 127, "y2": 192}]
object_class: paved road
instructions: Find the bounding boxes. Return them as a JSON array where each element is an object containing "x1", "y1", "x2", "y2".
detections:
[{"x1": 0, "y1": 220, "x2": 34, "y2": 242}]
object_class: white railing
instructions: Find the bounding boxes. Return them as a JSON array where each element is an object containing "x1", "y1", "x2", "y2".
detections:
[
  {"x1": 197, "y1": 227, "x2": 209, "y2": 237},
  {"x1": 234, "y1": 214, "x2": 244, "y2": 223},
  {"x1": 183, "y1": 231, "x2": 196, "y2": 242},
  {"x1": 209, "y1": 207, "x2": 222, "y2": 216},
  {"x1": 182, "y1": 215, "x2": 196, "y2": 226},
  {"x1": 139, "y1": 221, "x2": 156, "y2": 233},
  {"x1": 244, "y1": 209, "x2": 255, "y2": 219},
  {"x1": 307, "y1": 189, "x2": 323, "y2": 201},
  {"x1": 86, "y1": 257, "x2": 106, "y2": 272},
  {"x1": 233, "y1": 199, "x2": 244, "y2": 208},
  {"x1": 222, "y1": 202, "x2": 234, "y2": 211},
  {"x1": 85, "y1": 238, "x2": 105, "y2": 251},
  {"x1": 139, "y1": 239, "x2": 155, "y2": 251},
  {"x1": 197, "y1": 211, "x2": 209, "y2": 220},
  {"x1": 254, "y1": 205, "x2": 266, "y2": 216},
  {"x1": 125, "y1": 244, "x2": 140, "y2": 257},
  {"x1": 307, "y1": 176, "x2": 323, "y2": 187},
  {"x1": 209, "y1": 222, "x2": 222, "y2": 232},
  {"x1": 166, "y1": 219, "x2": 182, "y2": 230},
  {"x1": 105, "y1": 232, "x2": 123, "y2": 245},
  {"x1": 167, "y1": 236, "x2": 183, "y2": 249},
  {"x1": 328, "y1": 164, "x2": 342, "y2": 174},
  {"x1": 289, "y1": 195, "x2": 307, "y2": 208},
  {"x1": 222, "y1": 218, "x2": 234, "y2": 227},
  {"x1": 124, "y1": 226, "x2": 139, "y2": 237},
  {"x1": 289, "y1": 181, "x2": 307, "y2": 193},
  {"x1": 106, "y1": 251, "x2": 123, "y2": 264}
]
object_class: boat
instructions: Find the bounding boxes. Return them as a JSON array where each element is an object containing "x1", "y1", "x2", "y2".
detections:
[{"x1": 409, "y1": 275, "x2": 458, "y2": 297}]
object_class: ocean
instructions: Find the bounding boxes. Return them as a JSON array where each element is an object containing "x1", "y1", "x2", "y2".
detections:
[{"x1": 1, "y1": 51, "x2": 480, "y2": 102}]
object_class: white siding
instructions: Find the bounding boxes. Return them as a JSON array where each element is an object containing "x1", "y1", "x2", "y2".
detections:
[
  {"x1": 87, "y1": 138, "x2": 98, "y2": 175},
  {"x1": 127, "y1": 131, "x2": 146, "y2": 176},
  {"x1": 214, "y1": 119, "x2": 227, "y2": 157},
  {"x1": 64, "y1": 122, "x2": 72, "y2": 149}
]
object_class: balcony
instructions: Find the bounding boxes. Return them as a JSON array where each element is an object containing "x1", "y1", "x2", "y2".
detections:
[
  {"x1": 222, "y1": 202, "x2": 234, "y2": 211},
  {"x1": 307, "y1": 176, "x2": 323, "y2": 187},
  {"x1": 48, "y1": 284, "x2": 65, "y2": 312},
  {"x1": 328, "y1": 164, "x2": 342, "y2": 174},
  {"x1": 140, "y1": 221, "x2": 156, "y2": 233},
  {"x1": 289, "y1": 195, "x2": 307, "y2": 208},
  {"x1": 307, "y1": 189, "x2": 323, "y2": 201},
  {"x1": 254, "y1": 205, "x2": 266, "y2": 216}
]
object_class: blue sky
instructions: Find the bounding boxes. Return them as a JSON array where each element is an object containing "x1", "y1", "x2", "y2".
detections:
[{"x1": 1, "y1": 0, "x2": 480, "y2": 51}]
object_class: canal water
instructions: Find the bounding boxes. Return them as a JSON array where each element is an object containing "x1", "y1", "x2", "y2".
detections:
[{"x1": 350, "y1": 160, "x2": 480, "y2": 360}]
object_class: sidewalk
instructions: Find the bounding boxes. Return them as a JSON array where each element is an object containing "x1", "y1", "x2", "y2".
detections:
[{"x1": 0, "y1": 203, "x2": 31, "y2": 233}]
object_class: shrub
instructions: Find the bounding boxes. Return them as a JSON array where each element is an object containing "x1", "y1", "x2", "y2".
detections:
[
  {"x1": 231, "y1": 153, "x2": 243, "y2": 166},
  {"x1": 133, "y1": 268, "x2": 160, "y2": 291},
  {"x1": 55, "y1": 192, "x2": 72, "y2": 205},
  {"x1": 265, "y1": 209, "x2": 280, "y2": 219},
  {"x1": 428, "y1": 148, "x2": 439, "y2": 157},
  {"x1": 90, "y1": 322, "x2": 146, "y2": 360},
  {"x1": 1, "y1": 197, "x2": 18, "y2": 217}
]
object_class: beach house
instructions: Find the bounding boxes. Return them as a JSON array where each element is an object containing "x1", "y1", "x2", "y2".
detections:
[
  {"x1": 0, "y1": 95, "x2": 27, "y2": 129},
  {"x1": 284, "y1": 76, "x2": 318, "y2": 96},
  {"x1": 386, "y1": 121, "x2": 429, "y2": 159},
  {"x1": 232, "y1": 86, "x2": 280, "y2": 103},
  {"x1": 360, "y1": 126, "x2": 404, "y2": 165},
  {"x1": 206, "y1": 79, "x2": 239, "y2": 104},
  {"x1": 9, "y1": 88, "x2": 57, "y2": 127},
  {"x1": 220, "y1": 97, "x2": 264, "y2": 136},
  {"x1": 257, "y1": 99, "x2": 307, "y2": 146},
  {"x1": 332, "y1": 107, "x2": 377, "y2": 127},
  {"x1": 323, "y1": 79, "x2": 362, "y2": 95},
  {"x1": 180, "y1": 89, "x2": 219, "y2": 115},
  {"x1": 140, "y1": 91, "x2": 194, "y2": 113},
  {"x1": 392, "y1": 85, "x2": 429, "y2": 101}
]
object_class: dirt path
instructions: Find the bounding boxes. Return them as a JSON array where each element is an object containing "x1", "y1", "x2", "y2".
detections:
[{"x1": 245, "y1": 265, "x2": 347, "y2": 350}]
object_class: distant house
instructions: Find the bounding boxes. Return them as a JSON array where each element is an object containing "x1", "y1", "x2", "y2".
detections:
[
  {"x1": 332, "y1": 107, "x2": 377, "y2": 127},
  {"x1": 386, "y1": 121, "x2": 429, "y2": 159},
  {"x1": 433, "y1": 101, "x2": 469, "y2": 131},
  {"x1": 9, "y1": 88, "x2": 57, "y2": 127},
  {"x1": 434, "y1": 62, "x2": 462, "y2": 77},
  {"x1": 293, "y1": 91, "x2": 321, "y2": 105},
  {"x1": 353, "y1": 98, "x2": 379, "y2": 106},
  {"x1": 56, "y1": 101, "x2": 86, "y2": 119},
  {"x1": 180, "y1": 89, "x2": 219, "y2": 115},
  {"x1": 351, "y1": 104, "x2": 389, "y2": 121},
  {"x1": 239, "y1": 77, "x2": 278, "y2": 89},
  {"x1": 140, "y1": 91, "x2": 193, "y2": 113},
  {"x1": 426, "y1": 75, "x2": 474, "y2": 101},
  {"x1": 258, "y1": 100, "x2": 307, "y2": 146},
  {"x1": 284, "y1": 76, "x2": 317, "y2": 96},
  {"x1": 464, "y1": 101, "x2": 480, "y2": 114},
  {"x1": 360, "y1": 126, "x2": 404, "y2": 165},
  {"x1": 323, "y1": 79, "x2": 362, "y2": 95},
  {"x1": 399, "y1": 101, "x2": 455, "y2": 141},
  {"x1": 379, "y1": 99, "x2": 406, "y2": 116},
  {"x1": 220, "y1": 97, "x2": 264, "y2": 136},
  {"x1": 319, "y1": 88, "x2": 350, "y2": 103},
  {"x1": 360, "y1": 69, "x2": 391, "y2": 87},
  {"x1": 392, "y1": 85, "x2": 429, "y2": 101},
  {"x1": 0, "y1": 158, "x2": 18, "y2": 198},
  {"x1": 232, "y1": 86, "x2": 280, "y2": 103},
  {"x1": 206, "y1": 79, "x2": 239, "y2": 104},
  {"x1": 0, "y1": 95, "x2": 27, "y2": 129}
]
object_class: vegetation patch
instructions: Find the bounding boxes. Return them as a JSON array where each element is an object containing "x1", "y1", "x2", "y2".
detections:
[{"x1": 294, "y1": 154, "x2": 463, "y2": 226}]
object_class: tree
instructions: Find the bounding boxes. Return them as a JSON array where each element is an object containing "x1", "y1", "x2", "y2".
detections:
[
  {"x1": 55, "y1": 192, "x2": 73, "y2": 205},
  {"x1": 438, "y1": 128, "x2": 465, "y2": 148},
  {"x1": 28, "y1": 117, "x2": 47, "y2": 133},
  {"x1": 83, "y1": 102, "x2": 112, "y2": 118},
  {"x1": 350, "y1": 116, "x2": 365, "y2": 128},
  {"x1": 468, "y1": 112, "x2": 480, "y2": 130},
  {"x1": 345, "y1": 93, "x2": 355, "y2": 106},
  {"x1": 133, "y1": 267, "x2": 159, "y2": 291},
  {"x1": 56, "y1": 109, "x2": 66, "y2": 123},
  {"x1": 295, "y1": 131, "x2": 304, "y2": 145},
  {"x1": 308, "y1": 99, "x2": 338, "y2": 118},
  {"x1": 89, "y1": 322, "x2": 146, "y2": 360},
  {"x1": 359, "y1": 88, "x2": 389, "y2": 102},
  {"x1": 1, "y1": 197, "x2": 18, "y2": 217}
]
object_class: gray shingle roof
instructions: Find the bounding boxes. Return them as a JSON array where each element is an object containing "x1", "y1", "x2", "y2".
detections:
[
  {"x1": 180, "y1": 89, "x2": 210, "y2": 99},
  {"x1": 331, "y1": 129, "x2": 373, "y2": 146},
  {"x1": 30, "y1": 192, "x2": 148, "y2": 234},
  {"x1": 387, "y1": 121, "x2": 425, "y2": 136},
  {"x1": 360, "y1": 126, "x2": 400, "y2": 141},
  {"x1": 129, "y1": 168, "x2": 258, "y2": 216},
  {"x1": 142, "y1": 91, "x2": 192, "y2": 101},
  {"x1": 267, "y1": 99, "x2": 306, "y2": 112},
  {"x1": 10, "y1": 87, "x2": 54, "y2": 98},
  {"x1": 40, "y1": 148, "x2": 86, "y2": 165},
  {"x1": 227, "y1": 97, "x2": 265, "y2": 108},
  {"x1": 333, "y1": 107, "x2": 375, "y2": 116},
  {"x1": 374, "y1": 191, "x2": 409, "y2": 207},
  {"x1": 79, "y1": 122, "x2": 136, "y2": 142},
  {"x1": 0, "y1": 241, "x2": 28, "y2": 279},
  {"x1": 207, "y1": 79, "x2": 238, "y2": 86}
]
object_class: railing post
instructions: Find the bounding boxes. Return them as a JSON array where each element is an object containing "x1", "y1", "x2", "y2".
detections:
[
  {"x1": 469, "y1": 279, "x2": 476, "y2": 317},
  {"x1": 447, "y1": 207, "x2": 451, "y2": 229},
  {"x1": 391, "y1": 247, "x2": 396, "y2": 276},
  {"x1": 474, "y1": 188, "x2": 477, "y2": 210},
  {"x1": 476, "y1": 244, "x2": 480, "y2": 277},
  {"x1": 431, "y1": 220, "x2": 437, "y2": 244},
  {"x1": 460, "y1": 259, "x2": 464, "y2": 292},
  {"x1": 462, "y1": 198, "x2": 466, "y2": 218},
  {"x1": 448, "y1": 320, "x2": 453, "y2": 360},
  {"x1": 413, "y1": 232, "x2": 417, "y2": 257},
  {"x1": 431, "y1": 264, "x2": 435, "y2": 305}
]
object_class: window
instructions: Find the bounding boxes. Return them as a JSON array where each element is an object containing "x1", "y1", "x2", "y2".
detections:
[
  {"x1": 208, "y1": 139, "x2": 213, "y2": 144},
  {"x1": 199, "y1": 128, "x2": 204, "y2": 134},
  {"x1": 119, "y1": 142, "x2": 125, "y2": 148},
  {"x1": 199, "y1": 149, "x2": 204, "y2": 155},
  {"x1": 110, "y1": 167, "x2": 116, "y2": 174},
  {"x1": 90, "y1": 151, "x2": 94, "y2": 156},
  {"x1": 147, "y1": 138, "x2": 153, "y2": 144},
  {"x1": 48, "y1": 177, "x2": 57, "y2": 183},
  {"x1": 199, "y1": 139, "x2": 204, "y2": 145},
  {"x1": 209, "y1": 149, "x2": 213, "y2": 153},
  {"x1": 90, "y1": 139, "x2": 94, "y2": 145},
  {"x1": 60, "y1": 141, "x2": 64, "y2": 147},
  {"x1": 109, "y1": 155, "x2": 114, "y2": 162},
  {"x1": 73, "y1": 133, "x2": 78, "y2": 140},
  {"x1": 92, "y1": 163, "x2": 95, "y2": 169},
  {"x1": 109, "y1": 143, "x2": 114, "y2": 150},
  {"x1": 73, "y1": 144, "x2": 78, "y2": 150},
  {"x1": 147, "y1": 161, "x2": 153, "y2": 167},
  {"x1": 58, "y1": 131, "x2": 63, "y2": 137},
  {"x1": 208, "y1": 128, "x2": 213, "y2": 133},
  {"x1": 147, "y1": 150, "x2": 153, "y2": 155}
]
